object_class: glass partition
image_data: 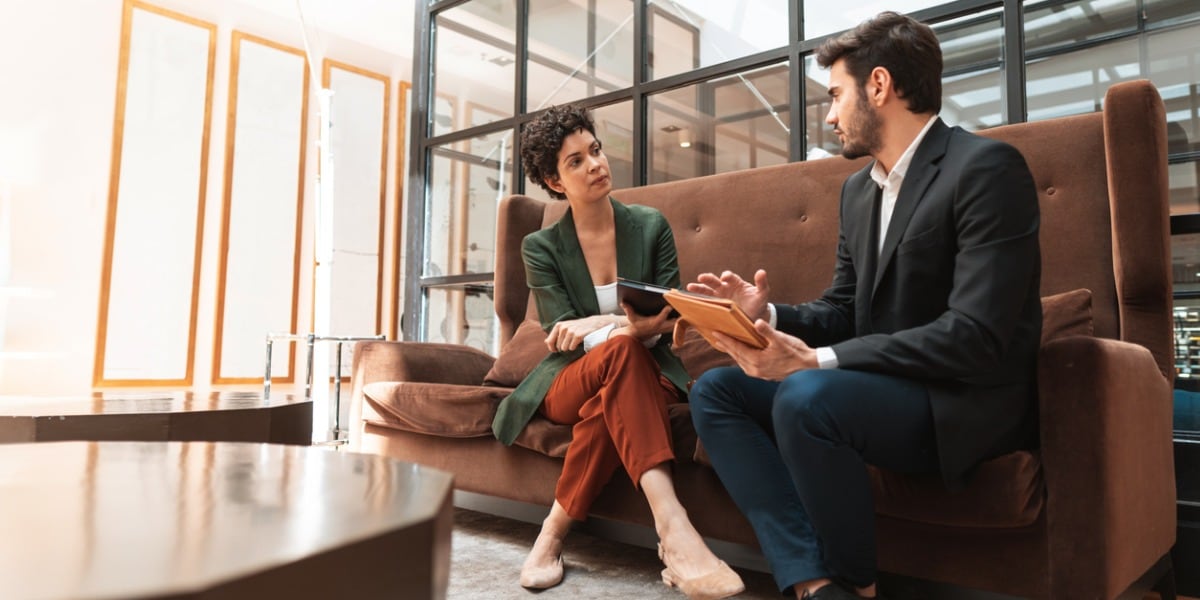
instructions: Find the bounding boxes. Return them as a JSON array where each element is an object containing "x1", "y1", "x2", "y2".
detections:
[
  {"x1": 424, "y1": 284, "x2": 499, "y2": 354},
  {"x1": 647, "y1": 0, "x2": 788, "y2": 81},
  {"x1": 426, "y1": 131, "x2": 513, "y2": 278},
  {"x1": 433, "y1": 0, "x2": 517, "y2": 134},
  {"x1": 527, "y1": 0, "x2": 634, "y2": 111},
  {"x1": 648, "y1": 61, "x2": 789, "y2": 183},
  {"x1": 803, "y1": 0, "x2": 949, "y2": 38}
]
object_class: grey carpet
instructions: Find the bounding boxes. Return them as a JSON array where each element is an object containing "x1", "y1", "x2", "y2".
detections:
[{"x1": 449, "y1": 508, "x2": 784, "y2": 599}]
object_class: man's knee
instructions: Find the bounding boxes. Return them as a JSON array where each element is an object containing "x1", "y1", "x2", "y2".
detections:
[
  {"x1": 773, "y1": 370, "x2": 841, "y2": 441},
  {"x1": 690, "y1": 367, "x2": 745, "y2": 408}
]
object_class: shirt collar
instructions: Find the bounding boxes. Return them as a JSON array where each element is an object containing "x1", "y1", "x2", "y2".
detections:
[{"x1": 870, "y1": 115, "x2": 940, "y2": 188}]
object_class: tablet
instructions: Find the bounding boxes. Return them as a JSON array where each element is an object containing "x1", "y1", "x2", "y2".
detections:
[{"x1": 617, "y1": 278, "x2": 679, "y2": 318}]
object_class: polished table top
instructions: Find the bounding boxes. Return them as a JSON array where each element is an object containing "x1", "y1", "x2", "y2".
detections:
[
  {"x1": 0, "y1": 392, "x2": 314, "y2": 445},
  {"x1": 0, "y1": 441, "x2": 454, "y2": 599},
  {"x1": 0, "y1": 390, "x2": 303, "y2": 416}
]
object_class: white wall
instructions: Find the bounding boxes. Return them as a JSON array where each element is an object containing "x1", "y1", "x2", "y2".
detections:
[{"x1": 0, "y1": 0, "x2": 414, "y2": 395}]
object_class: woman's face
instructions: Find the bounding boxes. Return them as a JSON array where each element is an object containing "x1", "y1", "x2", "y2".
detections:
[{"x1": 545, "y1": 128, "x2": 611, "y2": 203}]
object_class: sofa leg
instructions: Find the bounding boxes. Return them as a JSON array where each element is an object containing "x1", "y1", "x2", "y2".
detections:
[{"x1": 1151, "y1": 554, "x2": 1176, "y2": 600}]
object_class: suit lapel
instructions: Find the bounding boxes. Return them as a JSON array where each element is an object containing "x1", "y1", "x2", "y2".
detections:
[
  {"x1": 612, "y1": 199, "x2": 645, "y2": 281},
  {"x1": 554, "y1": 208, "x2": 601, "y2": 316},
  {"x1": 872, "y1": 120, "x2": 950, "y2": 294}
]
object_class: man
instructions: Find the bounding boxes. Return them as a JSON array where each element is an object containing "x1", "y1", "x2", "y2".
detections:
[{"x1": 688, "y1": 11, "x2": 1041, "y2": 600}]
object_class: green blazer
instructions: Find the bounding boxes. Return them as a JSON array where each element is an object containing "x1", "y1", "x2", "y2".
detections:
[{"x1": 491, "y1": 198, "x2": 690, "y2": 446}]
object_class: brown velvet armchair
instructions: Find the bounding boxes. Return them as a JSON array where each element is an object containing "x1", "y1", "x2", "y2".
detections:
[{"x1": 350, "y1": 79, "x2": 1177, "y2": 598}]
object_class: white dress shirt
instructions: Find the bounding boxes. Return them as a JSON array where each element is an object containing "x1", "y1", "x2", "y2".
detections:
[{"x1": 773, "y1": 116, "x2": 940, "y2": 369}]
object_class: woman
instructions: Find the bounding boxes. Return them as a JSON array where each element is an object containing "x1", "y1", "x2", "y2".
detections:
[{"x1": 491, "y1": 104, "x2": 744, "y2": 600}]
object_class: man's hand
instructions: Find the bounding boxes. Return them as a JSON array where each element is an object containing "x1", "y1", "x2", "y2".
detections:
[
  {"x1": 687, "y1": 269, "x2": 771, "y2": 322},
  {"x1": 545, "y1": 315, "x2": 617, "y2": 352},
  {"x1": 711, "y1": 319, "x2": 818, "y2": 381}
]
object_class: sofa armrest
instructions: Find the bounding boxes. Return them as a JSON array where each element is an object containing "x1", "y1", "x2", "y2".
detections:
[
  {"x1": 1037, "y1": 335, "x2": 1176, "y2": 598},
  {"x1": 349, "y1": 341, "x2": 497, "y2": 445}
]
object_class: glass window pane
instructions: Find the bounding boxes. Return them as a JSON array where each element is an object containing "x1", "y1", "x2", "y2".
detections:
[
  {"x1": 1025, "y1": 38, "x2": 1140, "y2": 122},
  {"x1": 527, "y1": 0, "x2": 633, "y2": 111},
  {"x1": 803, "y1": 1, "x2": 948, "y2": 39},
  {"x1": 648, "y1": 0, "x2": 788, "y2": 81},
  {"x1": 426, "y1": 130, "x2": 514, "y2": 277},
  {"x1": 1170, "y1": 160, "x2": 1200, "y2": 215},
  {"x1": 804, "y1": 55, "x2": 836, "y2": 160},
  {"x1": 649, "y1": 62, "x2": 790, "y2": 183},
  {"x1": 941, "y1": 67, "x2": 1003, "y2": 130},
  {"x1": 1145, "y1": 0, "x2": 1200, "y2": 27},
  {"x1": 592, "y1": 101, "x2": 636, "y2": 190},
  {"x1": 1172, "y1": 233, "x2": 1200, "y2": 437},
  {"x1": 1024, "y1": 0, "x2": 1137, "y2": 56},
  {"x1": 424, "y1": 285, "x2": 499, "y2": 354},
  {"x1": 936, "y1": 7, "x2": 1002, "y2": 72},
  {"x1": 935, "y1": 8, "x2": 1004, "y2": 130},
  {"x1": 433, "y1": 0, "x2": 517, "y2": 134},
  {"x1": 1149, "y1": 22, "x2": 1200, "y2": 154}
]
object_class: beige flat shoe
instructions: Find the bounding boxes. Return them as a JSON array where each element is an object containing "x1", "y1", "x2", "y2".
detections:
[
  {"x1": 659, "y1": 543, "x2": 745, "y2": 600},
  {"x1": 519, "y1": 553, "x2": 564, "y2": 589}
]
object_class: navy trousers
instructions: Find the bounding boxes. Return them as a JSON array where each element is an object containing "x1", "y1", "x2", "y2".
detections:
[{"x1": 690, "y1": 366, "x2": 940, "y2": 592}]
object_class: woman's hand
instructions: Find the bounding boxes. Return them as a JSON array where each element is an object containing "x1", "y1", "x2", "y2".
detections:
[
  {"x1": 686, "y1": 269, "x2": 771, "y2": 322},
  {"x1": 611, "y1": 303, "x2": 674, "y2": 340},
  {"x1": 544, "y1": 315, "x2": 618, "y2": 353}
]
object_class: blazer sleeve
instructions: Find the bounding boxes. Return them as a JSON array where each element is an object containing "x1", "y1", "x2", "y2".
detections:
[
  {"x1": 522, "y1": 233, "x2": 580, "y2": 331},
  {"x1": 832, "y1": 142, "x2": 1040, "y2": 379}
]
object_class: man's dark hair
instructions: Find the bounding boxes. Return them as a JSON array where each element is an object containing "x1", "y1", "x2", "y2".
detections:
[
  {"x1": 815, "y1": 11, "x2": 942, "y2": 115},
  {"x1": 520, "y1": 104, "x2": 597, "y2": 200}
]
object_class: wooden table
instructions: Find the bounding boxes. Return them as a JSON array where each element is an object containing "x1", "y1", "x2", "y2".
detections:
[
  {"x1": 0, "y1": 441, "x2": 454, "y2": 599},
  {"x1": 0, "y1": 391, "x2": 311, "y2": 444}
]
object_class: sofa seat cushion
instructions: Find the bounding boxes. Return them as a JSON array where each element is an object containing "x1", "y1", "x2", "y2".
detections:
[
  {"x1": 869, "y1": 450, "x2": 1044, "y2": 528},
  {"x1": 363, "y1": 381, "x2": 509, "y2": 438}
]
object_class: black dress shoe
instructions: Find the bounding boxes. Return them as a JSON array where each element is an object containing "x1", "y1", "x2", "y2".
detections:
[{"x1": 800, "y1": 582, "x2": 887, "y2": 600}]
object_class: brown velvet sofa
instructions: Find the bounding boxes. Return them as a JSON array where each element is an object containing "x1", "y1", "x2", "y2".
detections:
[{"x1": 350, "y1": 80, "x2": 1176, "y2": 598}]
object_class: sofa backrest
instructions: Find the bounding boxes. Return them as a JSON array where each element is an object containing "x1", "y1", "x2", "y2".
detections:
[{"x1": 494, "y1": 80, "x2": 1172, "y2": 381}]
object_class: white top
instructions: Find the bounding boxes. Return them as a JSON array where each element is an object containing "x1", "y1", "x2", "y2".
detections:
[{"x1": 582, "y1": 282, "x2": 660, "y2": 352}]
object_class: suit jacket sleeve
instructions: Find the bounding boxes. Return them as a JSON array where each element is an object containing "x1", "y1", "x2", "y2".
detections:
[{"x1": 829, "y1": 142, "x2": 1040, "y2": 379}]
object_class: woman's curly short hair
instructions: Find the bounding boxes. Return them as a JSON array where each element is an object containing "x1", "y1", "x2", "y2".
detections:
[{"x1": 520, "y1": 104, "x2": 597, "y2": 200}]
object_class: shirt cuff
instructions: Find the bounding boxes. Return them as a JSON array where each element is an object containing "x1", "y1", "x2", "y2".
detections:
[
  {"x1": 816, "y1": 346, "x2": 839, "y2": 369},
  {"x1": 767, "y1": 303, "x2": 778, "y2": 328},
  {"x1": 582, "y1": 323, "x2": 616, "y2": 352}
]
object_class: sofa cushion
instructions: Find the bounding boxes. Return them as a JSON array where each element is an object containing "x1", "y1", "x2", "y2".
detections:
[
  {"x1": 1041, "y1": 288, "x2": 1093, "y2": 344},
  {"x1": 869, "y1": 451, "x2": 1044, "y2": 528},
  {"x1": 363, "y1": 381, "x2": 508, "y2": 438},
  {"x1": 696, "y1": 440, "x2": 1043, "y2": 528},
  {"x1": 484, "y1": 319, "x2": 550, "y2": 387}
]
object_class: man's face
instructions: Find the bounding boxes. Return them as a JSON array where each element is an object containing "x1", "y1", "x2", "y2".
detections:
[{"x1": 825, "y1": 60, "x2": 882, "y2": 160}]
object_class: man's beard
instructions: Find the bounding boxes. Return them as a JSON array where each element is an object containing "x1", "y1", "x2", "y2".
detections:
[{"x1": 839, "y1": 94, "x2": 883, "y2": 160}]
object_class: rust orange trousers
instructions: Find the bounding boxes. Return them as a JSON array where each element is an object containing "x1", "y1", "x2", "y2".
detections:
[{"x1": 539, "y1": 334, "x2": 682, "y2": 521}]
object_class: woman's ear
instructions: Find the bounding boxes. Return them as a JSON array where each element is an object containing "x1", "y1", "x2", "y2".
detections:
[{"x1": 544, "y1": 174, "x2": 565, "y2": 195}]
